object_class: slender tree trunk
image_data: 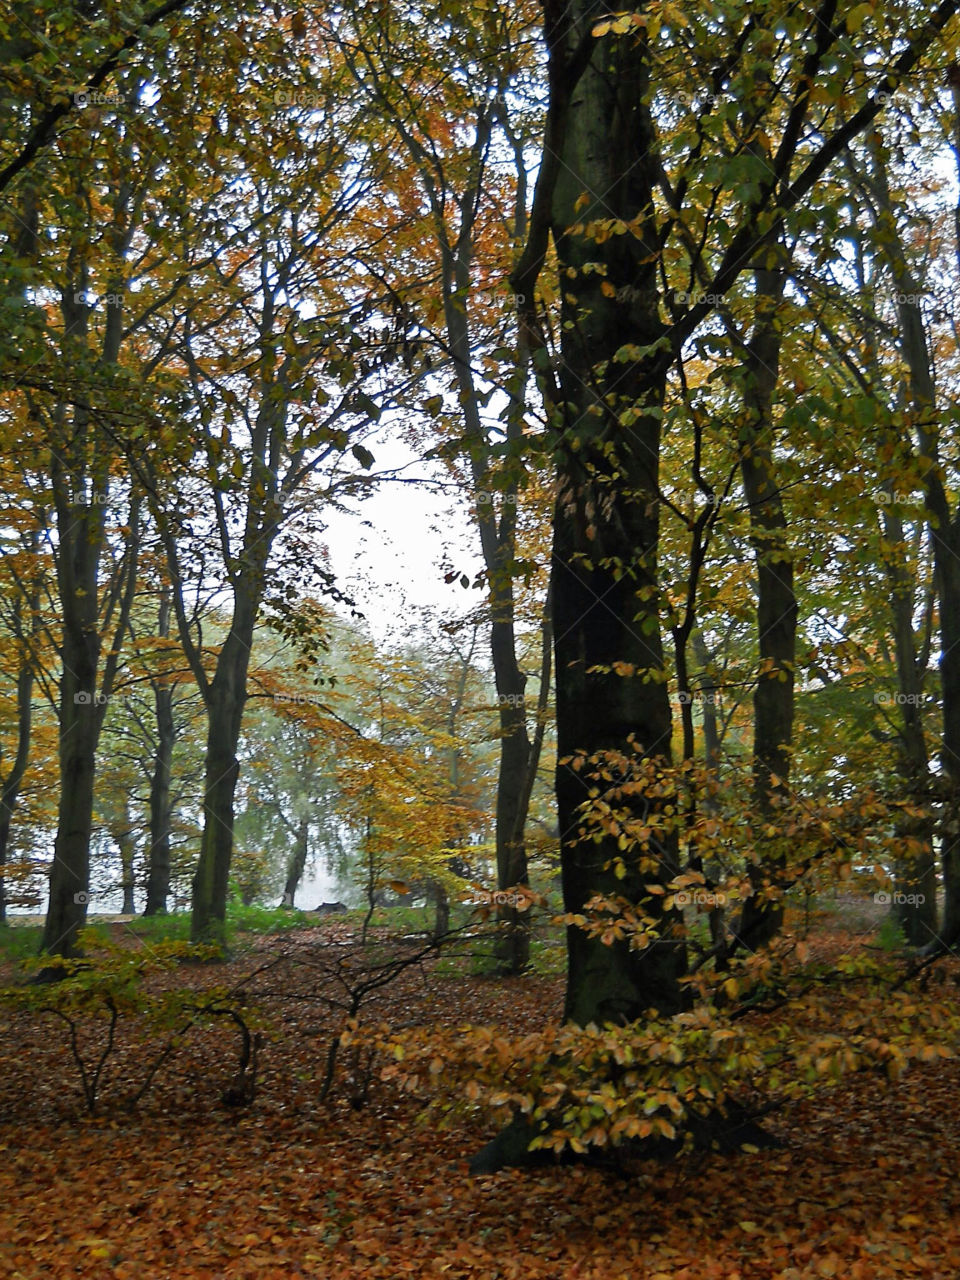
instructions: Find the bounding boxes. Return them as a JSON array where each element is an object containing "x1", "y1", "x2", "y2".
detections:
[
  {"x1": 501, "y1": 585, "x2": 553, "y2": 965},
  {"x1": 0, "y1": 640, "x2": 34, "y2": 923},
  {"x1": 117, "y1": 829, "x2": 136, "y2": 916},
  {"x1": 882, "y1": 499, "x2": 937, "y2": 945},
  {"x1": 190, "y1": 620, "x2": 253, "y2": 945},
  {"x1": 491, "y1": 602, "x2": 532, "y2": 972},
  {"x1": 736, "y1": 256, "x2": 796, "y2": 950},
  {"x1": 689, "y1": 629, "x2": 727, "y2": 954},
  {"x1": 0, "y1": 821, "x2": 10, "y2": 924},
  {"x1": 281, "y1": 816, "x2": 309, "y2": 908},
  {"x1": 441, "y1": 254, "x2": 534, "y2": 974},
  {"x1": 144, "y1": 597, "x2": 175, "y2": 917},
  {"x1": 144, "y1": 682, "x2": 174, "y2": 916},
  {"x1": 864, "y1": 141, "x2": 960, "y2": 951},
  {"x1": 691, "y1": 629, "x2": 722, "y2": 773}
]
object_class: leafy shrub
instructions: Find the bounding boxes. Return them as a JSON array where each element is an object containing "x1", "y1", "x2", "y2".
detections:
[{"x1": 0, "y1": 933, "x2": 265, "y2": 1114}]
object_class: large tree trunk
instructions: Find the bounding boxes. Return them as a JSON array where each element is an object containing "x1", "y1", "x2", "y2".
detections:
[{"x1": 545, "y1": 0, "x2": 686, "y2": 1028}]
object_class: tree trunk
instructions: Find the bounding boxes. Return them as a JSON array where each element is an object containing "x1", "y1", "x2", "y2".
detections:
[
  {"x1": 144, "y1": 594, "x2": 175, "y2": 916},
  {"x1": 431, "y1": 880, "x2": 450, "y2": 941},
  {"x1": 41, "y1": 624, "x2": 101, "y2": 957},
  {"x1": 41, "y1": 263, "x2": 141, "y2": 958},
  {"x1": 0, "y1": 641, "x2": 34, "y2": 924},
  {"x1": 882, "y1": 498, "x2": 937, "y2": 945},
  {"x1": 143, "y1": 680, "x2": 174, "y2": 916},
  {"x1": 441, "y1": 241, "x2": 534, "y2": 975},
  {"x1": 736, "y1": 256, "x2": 795, "y2": 950},
  {"x1": 934, "y1": 548, "x2": 960, "y2": 950},
  {"x1": 691, "y1": 629, "x2": 722, "y2": 773},
  {"x1": 491, "y1": 602, "x2": 532, "y2": 972},
  {"x1": 190, "y1": 622, "x2": 252, "y2": 946},
  {"x1": 864, "y1": 141, "x2": 960, "y2": 952},
  {"x1": 281, "y1": 816, "x2": 309, "y2": 908},
  {"x1": 117, "y1": 829, "x2": 136, "y2": 916},
  {"x1": 545, "y1": 0, "x2": 686, "y2": 1027},
  {"x1": 497, "y1": 587, "x2": 553, "y2": 971}
]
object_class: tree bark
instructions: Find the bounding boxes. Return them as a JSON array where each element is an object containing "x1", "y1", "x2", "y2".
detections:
[
  {"x1": 42, "y1": 618, "x2": 102, "y2": 957},
  {"x1": 40, "y1": 212, "x2": 143, "y2": 959},
  {"x1": 144, "y1": 594, "x2": 175, "y2": 917},
  {"x1": 190, "y1": 618, "x2": 253, "y2": 945},
  {"x1": 0, "y1": 602, "x2": 35, "y2": 923},
  {"x1": 117, "y1": 828, "x2": 136, "y2": 916},
  {"x1": 863, "y1": 141, "x2": 960, "y2": 951},
  {"x1": 281, "y1": 815, "x2": 309, "y2": 909},
  {"x1": 736, "y1": 257, "x2": 796, "y2": 950},
  {"x1": 883, "y1": 497, "x2": 937, "y2": 945},
  {"x1": 545, "y1": 0, "x2": 686, "y2": 1026}
]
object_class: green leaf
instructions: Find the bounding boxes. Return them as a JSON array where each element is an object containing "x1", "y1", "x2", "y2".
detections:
[{"x1": 353, "y1": 392, "x2": 381, "y2": 421}]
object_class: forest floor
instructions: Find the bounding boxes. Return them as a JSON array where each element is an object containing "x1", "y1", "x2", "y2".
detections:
[{"x1": 0, "y1": 899, "x2": 959, "y2": 1280}]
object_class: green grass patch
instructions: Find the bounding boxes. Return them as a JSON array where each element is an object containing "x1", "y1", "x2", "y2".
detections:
[
  {"x1": 875, "y1": 914, "x2": 908, "y2": 951},
  {"x1": 0, "y1": 923, "x2": 43, "y2": 963}
]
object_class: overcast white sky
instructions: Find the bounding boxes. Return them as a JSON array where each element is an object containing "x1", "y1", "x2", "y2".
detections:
[{"x1": 320, "y1": 435, "x2": 485, "y2": 643}]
